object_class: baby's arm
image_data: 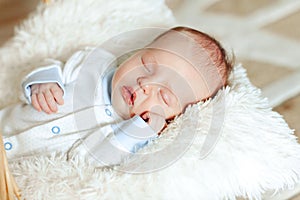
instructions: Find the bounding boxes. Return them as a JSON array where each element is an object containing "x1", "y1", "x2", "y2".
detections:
[
  {"x1": 21, "y1": 59, "x2": 65, "y2": 114},
  {"x1": 68, "y1": 115, "x2": 160, "y2": 166},
  {"x1": 30, "y1": 83, "x2": 64, "y2": 114},
  {"x1": 21, "y1": 48, "x2": 94, "y2": 113}
]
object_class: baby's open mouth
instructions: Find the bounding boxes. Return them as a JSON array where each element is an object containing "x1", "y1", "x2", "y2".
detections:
[{"x1": 121, "y1": 86, "x2": 136, "y2": 106}]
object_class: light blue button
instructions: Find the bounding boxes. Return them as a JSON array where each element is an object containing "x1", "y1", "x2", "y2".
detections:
[
  {"x1": 51, "y1": 126, "x2": 60, "y2": 134},
  {"x1": 105, "y1": 108, "x2": 112, "y2": 116},
  {"x1": 4, "y1": 142, "x2": 12, "y2": 151}
]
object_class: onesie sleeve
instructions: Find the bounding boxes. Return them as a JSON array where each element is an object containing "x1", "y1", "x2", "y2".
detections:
[
  {"x1": 21, "y1": 59, "x2": 64, "y2": 104},
  {"x1": 20, "y1": 47, "x2": 94, "y2": 104},
  {"x1": 68, "y1": 115, "x2": 158, "y2": 167}
]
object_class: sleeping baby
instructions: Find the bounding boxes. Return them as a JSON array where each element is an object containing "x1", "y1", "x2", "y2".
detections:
[{"x1": 1, "y1": 26, "x2": 232, "y2": 166}]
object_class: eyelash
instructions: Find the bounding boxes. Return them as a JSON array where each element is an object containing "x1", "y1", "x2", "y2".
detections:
[
  {"x1": 141, "y1": 55, "x2": 154, "y2": 74},
  {"x1": 160, "y1": 90, "x2": 169, "y2": 106}
]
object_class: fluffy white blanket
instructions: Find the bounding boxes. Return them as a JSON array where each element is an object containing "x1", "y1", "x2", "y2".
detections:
[{"x1": 1, "y1": 0, "x2": 300, "y2": 199}]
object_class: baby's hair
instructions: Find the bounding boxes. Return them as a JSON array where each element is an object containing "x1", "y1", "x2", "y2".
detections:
[{"x1": 155, "y1": 26, "x2": 234, "y2": 90}]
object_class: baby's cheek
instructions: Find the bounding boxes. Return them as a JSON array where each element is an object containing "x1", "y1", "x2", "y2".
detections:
[{"x1": 165, "y1": 106, "x2": 182, "y2": 120}]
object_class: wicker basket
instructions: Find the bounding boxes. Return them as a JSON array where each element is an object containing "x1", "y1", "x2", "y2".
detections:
[{"x1": 0, "y1": 134, "x2": 21, "y2": 200}]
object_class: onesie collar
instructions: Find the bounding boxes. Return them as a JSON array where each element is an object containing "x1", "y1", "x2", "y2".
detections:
[{"x1": 102, "y1": 68, "x2": 116, "y2": 105}]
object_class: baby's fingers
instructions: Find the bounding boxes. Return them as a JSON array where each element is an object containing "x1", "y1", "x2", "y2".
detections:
[
  {"x1": 51, "y1": 85, "x2": 64, "y2": 105},
  {"x1": 45, "y1": 90, "x2": 58, "y2": 113},
  {"x1": 37, "y1": 93, "x2": 52, "y2": 114},
  {"x1": 31, "y1": 94, "x2": 42, "y2": 112}
]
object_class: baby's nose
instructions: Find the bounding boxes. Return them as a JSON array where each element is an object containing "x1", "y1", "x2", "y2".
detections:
[{"x1": 138, "y1": 77, "x2": 154, "y2": 95}]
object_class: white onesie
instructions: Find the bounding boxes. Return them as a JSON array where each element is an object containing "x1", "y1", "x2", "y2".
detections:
[{"x1": 1, "y1": 47, "x2": 156, "y2": 166}]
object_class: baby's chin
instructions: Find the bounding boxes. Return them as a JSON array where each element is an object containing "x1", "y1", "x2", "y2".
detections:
[{"x1": 128, "y1": 107, "x2": 141, "y2": 119}]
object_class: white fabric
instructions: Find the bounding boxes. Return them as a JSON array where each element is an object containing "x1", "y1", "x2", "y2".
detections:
[
  {"x1": 2, "y1": 47, "x2": 155, "y2": 164},
  {"x1": 1, "y1": 0, "x2": 300, "y2": 199}
]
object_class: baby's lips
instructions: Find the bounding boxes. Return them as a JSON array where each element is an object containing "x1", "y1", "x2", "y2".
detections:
[{"x1": 121, "y1": 86, "x2": 133, "y2": 106}]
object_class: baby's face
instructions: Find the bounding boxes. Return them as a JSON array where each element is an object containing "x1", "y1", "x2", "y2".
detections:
[{"x1": 111, "y1": 48, "x2": 210, "y2": 121}]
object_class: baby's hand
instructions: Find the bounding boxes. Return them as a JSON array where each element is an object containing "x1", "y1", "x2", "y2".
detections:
[
  {"x1": 30, "y1": 83, "x2": 64, "y2": 114},
  {"x1": 141, "y1": 111, "x2": 166, "y2": 134}
]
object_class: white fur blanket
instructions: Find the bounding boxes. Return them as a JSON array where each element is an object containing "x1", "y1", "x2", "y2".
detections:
[{"x1": 1, "y1": 0, "x2": 300, "y2": 199}]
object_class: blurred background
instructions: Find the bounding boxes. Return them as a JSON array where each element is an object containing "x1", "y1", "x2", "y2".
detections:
[
  {"x1": 167, "y1": 0, "x2": 300, "y2": 144},
  {"x1": 0, "y1": 0, "x2": 299, "y2": 199}
]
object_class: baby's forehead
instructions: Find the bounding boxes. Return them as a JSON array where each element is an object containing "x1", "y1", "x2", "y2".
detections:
[
  {"x1": 148, "y1": 31, "x2": 200, "y2": 54},
  {"x1": 148, "y1": 32, "x2": 213, "y2": 63}
]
